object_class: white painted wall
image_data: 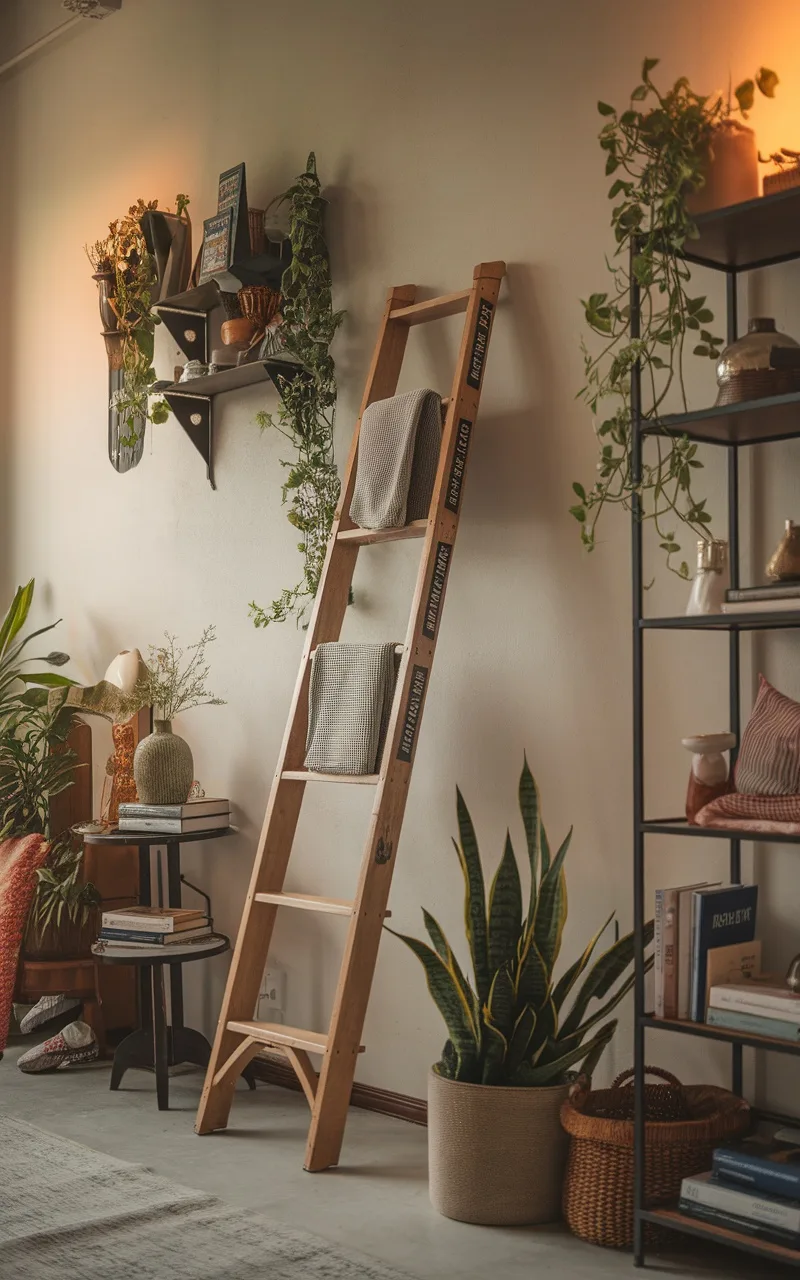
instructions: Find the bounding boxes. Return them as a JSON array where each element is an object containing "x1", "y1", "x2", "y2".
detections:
[{"x1": 3, "y1": 0, "x2": 800, "y2": 1105}]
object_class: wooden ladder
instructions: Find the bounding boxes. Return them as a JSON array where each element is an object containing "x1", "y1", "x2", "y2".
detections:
[{"x1": 195, "y1": 260, "x2": 505, "y2": 1170}]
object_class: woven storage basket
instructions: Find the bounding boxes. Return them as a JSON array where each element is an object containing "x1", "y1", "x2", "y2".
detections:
[{"x1": 560, "y1": 1067, "x2": 750, "y2": 1249}]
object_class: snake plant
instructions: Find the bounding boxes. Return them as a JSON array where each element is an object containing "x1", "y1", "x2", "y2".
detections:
[{"x1": 391, "y1": 758, "x2": 652, "y2": 1086}]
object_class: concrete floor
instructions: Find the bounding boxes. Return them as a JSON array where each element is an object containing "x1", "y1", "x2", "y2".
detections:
[{"x1": 1, "y1": 1036, "x2": 769, "y2": 1280}]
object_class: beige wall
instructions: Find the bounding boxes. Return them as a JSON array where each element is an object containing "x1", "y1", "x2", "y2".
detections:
[{"x1": 3, "y1": 0, "x2": 800, "y2": 1105}]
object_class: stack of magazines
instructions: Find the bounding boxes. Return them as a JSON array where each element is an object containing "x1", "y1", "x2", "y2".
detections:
[
  {"x1": 680, "y1": 1129, "x2": 800, "y2": 1249},
  {"x1": 97, "y1": 906, "x2": 212, "y2": 950},
  {"x1": 117, "y1": 797, "x2": 230, "y2": 834}
]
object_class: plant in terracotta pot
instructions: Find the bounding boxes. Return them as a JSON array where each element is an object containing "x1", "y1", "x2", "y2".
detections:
[
  {"x1": 573, "y1": 59, "x2": 778, "y2": 579},
  {"x1": 121, "y1": 627, "x2": 225, "y2": 806},
  {"x1": 390, "y1": 758, "x2": 653, "y2": 1226}
]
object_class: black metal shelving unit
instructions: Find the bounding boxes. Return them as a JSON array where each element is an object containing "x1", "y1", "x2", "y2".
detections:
[{"x1": 632, "y1": 187, "x2": 800, "y2": 1271}]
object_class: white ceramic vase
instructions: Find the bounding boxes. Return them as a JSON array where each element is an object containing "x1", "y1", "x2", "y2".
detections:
[{"x1": 686, "y1": 540, "x2": 729, "y2": 615}]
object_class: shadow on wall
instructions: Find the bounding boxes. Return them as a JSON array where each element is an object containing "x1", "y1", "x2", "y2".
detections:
[{"x1": 0, "y1": 33, "x2": 20, "y2": 597}]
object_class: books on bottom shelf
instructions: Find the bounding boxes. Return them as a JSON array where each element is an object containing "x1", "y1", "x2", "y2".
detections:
[
  {"x1": 680, "y1": 1167, "x2": 800, "y2": 1250},
  {"x1": 97, "y1": 906, "x2": 212, "y2": 950},
  {"x1": 96, "y1": 923, "x2": 213, "y2": 950},
  {"x1": 116, "y1": 798, "x2": 230, "y2": 834}
]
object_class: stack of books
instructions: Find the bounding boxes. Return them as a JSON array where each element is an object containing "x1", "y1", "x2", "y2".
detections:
[
  {"x1": 117, "y1": 797, "x2": 230, "y2": 834},
  {"x1": 707, "y1": 976, "x2": 800, "y2": 1042},
  {"x1": 97, "y1": 906, "x2": 212, "y2": 950},
  {"x1": 723, "y1": 584, "x2": 800, "y2": 615},
  {"x1": 680, "y1": 1129, "x2": 800, "y2": 1248},
  {"x1": 653, "y1": 882, "x2": 759, "y2": 1022}
]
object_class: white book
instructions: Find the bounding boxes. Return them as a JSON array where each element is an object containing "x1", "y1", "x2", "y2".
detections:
[
  {"x1": 678, "y1": 882, "x2": 715, "y2": 1020},
  {"x1": 101, "y1": 907, "x2": 204, "y2": 933},
  {"x1": 117, "y1": 813, "x2": 230, "y2": 834},
  {"x1": 118, "y1": 798, "x2": 229, "y2": 819},
  {"x1": 710, "y1": 980, "x2": 800, "y2": 1022},
  {"x1": 722, "y1": 597, "x2": 800, "y2": 614},
  {"x1": 681, "y1": 1171, "x2": 800, "y2": 1233}
]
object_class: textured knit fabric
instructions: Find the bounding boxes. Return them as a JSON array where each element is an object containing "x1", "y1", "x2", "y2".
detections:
[
  {"x1": 305, "y1": 642, "x2": 399, "y2": 775},
  {"x1": 1, "y1": 1114, "x2": 414, "y2": 1280},
  {"x1": 17, "y1": 1020, "x2": 98, "y2": 1073},
  {"x1": 734, "y1": 675, "x2": 800, "y2": 795},
  {"x1": 696, "y1": 791, "x2": 800, "y2": 830},
  {"x1": 349, "y1": 388, "x2": 442, "y2": 530},
  {"x1": 0, "y1": 834, "x2": 49, "y2": 1052}
]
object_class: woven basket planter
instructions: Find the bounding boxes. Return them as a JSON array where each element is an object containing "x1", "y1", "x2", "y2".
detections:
[
  {"x1": 428, "y1": 1069, "x2": 570, "y2": 1225},
  {"x1": 560, "y1": 1067, "x2": 751, "y2": 1249}
]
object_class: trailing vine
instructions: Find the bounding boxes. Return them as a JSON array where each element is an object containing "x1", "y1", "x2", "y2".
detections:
[
  {"x1": 572, "y1": 59, "x2": 777, "y2": 577},
  {"x1": 249, "y1": 154, "x2": 345, "y2": 627}
]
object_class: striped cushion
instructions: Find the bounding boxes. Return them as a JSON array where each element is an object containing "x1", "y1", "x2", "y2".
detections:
[{"x1": 734, "y1": 676, "x2": 800, "y2": 795}]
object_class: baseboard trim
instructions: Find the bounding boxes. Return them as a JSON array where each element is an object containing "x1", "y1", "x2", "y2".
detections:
[{"x1": 251, "y1": 1052, "x2": 427, "y2": 1127}]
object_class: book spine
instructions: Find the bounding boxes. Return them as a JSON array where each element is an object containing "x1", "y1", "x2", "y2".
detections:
[
  {"x1": 727, "y1": 587, "x2": 800, "y2": 602},
  {"x1": 690, "y1": 894, "x2": 701, "y2": 1021},
  {"x1": 677, "y1": 892, "x2": 694, "y2": 1020},
  {"x1": 678, "y1": 1199, "x2": 800, "y2": 1248},
  {"x1": 654, "y1": 889, "x2": 664, "y2": 1018},
  {"x1": 707, "y1": 1008, "x2": 800, "y2": 1039},
  {"x1": 681, "y1": 1176, "x2": 800, "y2": 1232},
  {"x1": 100, "y1": 929, "x2": 171, "y2": 944},
  {"x1": 662, "y1": 889, "x2": 679, "y2": 1019},
  {"x1": 101, "y1": 916, "x2": 175, "y2": 933},
  {"x1": 714, "y1": 1151, "x2": 800, "y2": 1202},
  {"x1": 118, "y1": 820, "x2": 187, "y2": 833},
  {"x1": 712, "y1": 989, "x2": 800, "y2": 1020}
]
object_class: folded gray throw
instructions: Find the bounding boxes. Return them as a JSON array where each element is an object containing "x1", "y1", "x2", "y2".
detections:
[
  {"x1": 349, "y1": 388, "x2": 442, "y2": 530},
  {"x1": 305, "y1": 642, "x2": 400, "y2": 775}
]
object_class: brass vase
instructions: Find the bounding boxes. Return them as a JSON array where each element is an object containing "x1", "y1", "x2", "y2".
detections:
[{"x1": 766, "y1": 519, "x2": 800, "y2": 582}]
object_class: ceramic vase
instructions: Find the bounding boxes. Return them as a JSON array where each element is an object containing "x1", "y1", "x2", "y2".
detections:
[
  {"x1": 685, "y1": 120, "x2": 759, "y2": 215},
  {"x1": 682, "y1": 732, "x2": 736, "y2": 823},
  {"x1": 133, "y1": 719, "x2": 194, "y2": 805},
  {"x1": 686, "y1": 539, "x2": 729, "y2": 615}
]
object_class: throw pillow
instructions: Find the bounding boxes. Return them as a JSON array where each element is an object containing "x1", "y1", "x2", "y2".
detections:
[{"x1": 735, "y1": 675, "x2": 800, "y2": 795}]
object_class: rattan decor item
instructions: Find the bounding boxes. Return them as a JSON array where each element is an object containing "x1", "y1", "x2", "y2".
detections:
[
  {"x1": 764, "y1": 167, "x2": 800, "y2": 196},
  {"x1": 560, "y1": 1067, "x2": 750, "y2": 1249},
  {"x1": 715, "y1": 367, "x2": 800, "y2": 406},
  {"x1": 238, "y1": 285, "x2": 281, "y2": 330}
]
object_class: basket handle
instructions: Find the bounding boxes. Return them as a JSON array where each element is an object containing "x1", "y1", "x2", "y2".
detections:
[{"x1": 611, "y1": 1066, "x2": 683, "y2": 1090}]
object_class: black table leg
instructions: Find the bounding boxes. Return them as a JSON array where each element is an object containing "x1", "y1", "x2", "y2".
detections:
[
  {"x1": 166, "y1": 842, "x2": 184, "y2": 1033},
  {"x1": 109, "y1": 1028, "x2": 153, "y2": 1090},
  {"x1": 151, "y1": 964, "x2": 169, "y2": 1110},
  {"x1": 138, "y1": 845, "x2": 152, "y2": 1030}
]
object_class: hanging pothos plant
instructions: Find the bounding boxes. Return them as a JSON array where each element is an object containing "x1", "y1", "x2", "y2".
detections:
[
  {"x1": 249, "y1": 154, "x2": 345, "y2": 628},
  {"x1": 572, "y1": 59, "x2": 777, "y2": 577},
  {"x1": 86, "y1": 195, "x2": 189, "y2": 447}
]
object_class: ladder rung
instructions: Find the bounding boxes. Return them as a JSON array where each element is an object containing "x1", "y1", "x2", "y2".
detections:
[
  {"x1": 255, "y1": 891, "x2": 353, "y2": 916},
  {"x1": 389, "y1": 289, "x2": 471, "y2": 325},
  {"x1": 282, "y1": 770, "x2": 379, "y2": 785},
  {"x1": 337, "y1": 520, "x2": 428, "y2": 546},
  {"x1": 227, "y1": 1020, "x2": 365, "y2": 1056}
]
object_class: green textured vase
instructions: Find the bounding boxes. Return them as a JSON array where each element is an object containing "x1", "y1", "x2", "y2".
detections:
[{"x1": 133, "y1": 719, "x2": 194, "y2": 805}]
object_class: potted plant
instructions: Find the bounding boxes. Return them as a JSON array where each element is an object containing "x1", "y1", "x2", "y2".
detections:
[
  {"x1": 572, "y1": 59, "x2": 777, "y2": 579},
  {"x1": 390, "y1": 758, "x2": 652, "y2": 1225}
]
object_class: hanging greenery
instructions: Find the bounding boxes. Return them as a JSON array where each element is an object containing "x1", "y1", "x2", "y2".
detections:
[
  {"x1": 86, "y1": 195, "x2": 189, "y2": 447},
  {"x1": 249, "y1": 154, "x2": 345, "y2": 628},
  {"x1": 572, "y1": 60, "x2": 777, "y2": 578}
]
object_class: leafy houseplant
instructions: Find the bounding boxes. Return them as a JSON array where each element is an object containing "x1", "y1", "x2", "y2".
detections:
[
  {"x1": 249, "y1": 154, "x2": 345, "y2": 628},
  {"x1": 572, "y1": 59, "x2": 778, "y2": 579},
  {"x1": 392, "y1": 758, "x2": 652, "y2": 1225}
]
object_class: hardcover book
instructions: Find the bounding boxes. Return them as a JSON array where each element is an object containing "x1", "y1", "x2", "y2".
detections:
[
  {"x1": 710, "y1": 977, "x2": 800, "y2": 1021},
  {"x1": 690, "y1": 884, "x2": 758, "y2": 1022},
  {"x1": 706, "y1": 1007, "x2": 800, "y2": 1041},
  {"x1": 100, "y1": 906, "x2": 204, "y2": 934},
  {"x1": 714, "y1": 1135, "x2": 800, "y2": 1202},
  {"x1": 678, "y1": 1197, "x2": 800, "y2": 1249},
  {"x1": 117, "y1": 813, "x2": 230, "y2": 834},
  {"x1": 681, "y1": 1170, "x2": 800, "y2": 1237},
  {"x1": 703, "y1": 940, "x2": 761, "y2": 1016},
  {"x1": 98, "y1": 924, "x2": 211, "y2": 946},
  {"x1": 654, "y1": 882, "x2": 708, "y2": 1019},
  {"x1": 118, "y1": 799, "x2": 230, "y2": 819}
]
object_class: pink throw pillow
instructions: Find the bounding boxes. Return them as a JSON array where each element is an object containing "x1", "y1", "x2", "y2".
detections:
[{"x1": 735, "y1": 676, "x2": 800, "y2": 796}]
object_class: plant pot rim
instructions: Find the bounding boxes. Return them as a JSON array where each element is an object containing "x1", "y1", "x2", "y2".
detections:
[{"x1": 428, "y1": 1067, "x2": 570, "y2": 1097}]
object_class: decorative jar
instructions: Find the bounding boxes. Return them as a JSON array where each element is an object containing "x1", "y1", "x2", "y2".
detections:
[
  {"x1": 133, "y1": 720, "x2": 194, "y2": 806},
  {"x1": 685, "y1": 540, "x2": 729, "y2": 616}
]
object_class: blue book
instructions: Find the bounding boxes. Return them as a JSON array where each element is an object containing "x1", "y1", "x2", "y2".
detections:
[
  {"x1": 714, "y1": 1135, "x2": 800, "y2": 1202},
  {"x1": 707, "y1": 1007, "x2": 800, "y2": 1041},
  {"x1": 690, "y1": 884, "x2": 758, "y2": 1022}
]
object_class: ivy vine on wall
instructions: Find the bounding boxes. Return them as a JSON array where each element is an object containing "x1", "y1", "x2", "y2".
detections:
[{"x1": 249, "y1": 154, "x2": 345, "y2": 628}]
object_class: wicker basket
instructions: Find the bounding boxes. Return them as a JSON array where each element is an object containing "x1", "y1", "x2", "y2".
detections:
[{"x1": 560, "y1": 1067, "x2": 751, "y2": 1249}]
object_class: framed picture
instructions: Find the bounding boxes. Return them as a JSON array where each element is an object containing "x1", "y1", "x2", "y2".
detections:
[
  {"x1": 217, "y1": 162, "x2": 250, "y2": 263},
  {"x1": 199, "y1": 207, "x2": 234, "y2": 283}
]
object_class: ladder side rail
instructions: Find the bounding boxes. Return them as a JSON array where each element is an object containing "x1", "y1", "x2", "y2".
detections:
[
  {"x1": 196, "y1": 283, "x2": 416, "y2": 1134},
  {"x1": 304, "y1": 261, "x2": 505, "y2": 1170}
]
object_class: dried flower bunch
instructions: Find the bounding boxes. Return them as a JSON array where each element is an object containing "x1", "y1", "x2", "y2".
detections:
[{"x1": 120, "y1": 626, "x2": 225, "y2": 723}]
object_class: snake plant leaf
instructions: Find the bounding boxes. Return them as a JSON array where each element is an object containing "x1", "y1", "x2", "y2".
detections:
[
  {"x1": 515, "y1": 932, "x2": 549, "y2": 1013},
  {"x1": 485, "y1": 964, "x2": 516, "y2": 1041},
  {"x1": 530, "y1": 995, "x2": 557, "y2": 1058},
  {"x1": 552, "y1": 911, "x2": 615, "y2": 1012},
  {"x1": 533, "y1": 827, "x2": 572, "y2": 973},
  {"x1": 0, "y1": 581, "x2": 34, "y2": 659},
  {"x1": 481, "y1": 1018, "x2": 508, "y2": 1085},
  {"x1": 519, "y1": 754, "x2": 542, "y2": 923},
  {"x1": 523, "y1": 1018, "x2": 618, "y2": 1086},
  {"x1": 434, "y1": 1040, "x2": 458, "y2": 1079},
  {"x1": 455, "y1": 786, "x2": 490, "y2": 1005},
  {"x1": 558, "y1": 920, "x2": 654, "y2": 1040},
  {"x1": 507, "y1": 1004, "x2": 537, "y2": 1076},
  {"x1": 387, "y1": 928, "x2": 480, "y2": 1075},
  {"x1": 422, "y1": 908, "x2": 480, "y2": 1035},
  {"x1": 552, "y1": 965, "x2": 644, "y2": 1056},
  {"x1": 487, "y1": 831, "x2": 522, "y2": 974}
]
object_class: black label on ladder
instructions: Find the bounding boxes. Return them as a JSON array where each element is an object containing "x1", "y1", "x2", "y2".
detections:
[
  {"x1": 423, "y1": 542, "x2": 453, "y2": 639},
  {"x1": 467, "y1": 298, "x2": 494, "y2": 389},
  {"x1": 397, "y1": 664, "x2": 429, "y2": 763},
  {"x1": 445, "y1": 419, "x2": 472, "y2": 515}
]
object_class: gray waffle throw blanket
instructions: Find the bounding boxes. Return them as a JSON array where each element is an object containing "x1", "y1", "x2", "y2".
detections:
[
  {"x1": 349, "y1": 388, "x2": 442, "y2": 530},
  {"x1": 305, "y1": 642, "x2": 400, "y2": 775}
]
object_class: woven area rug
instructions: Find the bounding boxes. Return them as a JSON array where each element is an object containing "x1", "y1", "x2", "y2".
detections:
[{"x1": 0, "y1": 1114, "x2": 414, "y2": 1280}]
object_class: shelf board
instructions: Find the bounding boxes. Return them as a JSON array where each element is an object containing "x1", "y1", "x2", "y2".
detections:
[
  {"x1": 163, "y1": 362, "x2": 271, "y2": 399},
  {"x1": 641, "y1": 1012, "x2": 800, "y2": 1057},
  {"x1": 641, "y1": 611, "x2": 800, "y2": 631},
  {"x1": 153, "y1": 281, "x2": 222, "y2": 315},
  {"x1": 640, "y1": 1207, "x2": 800, "y2": 1267},
  {"x1": 680, "y1": 187, "x2": 800, "y2": 272},
  {"x1": 644, "y1": 391, "x2": 800, "y2": 447},
  {"x1": 641, "y1": 817, "x2": 800, "y2": 845}
]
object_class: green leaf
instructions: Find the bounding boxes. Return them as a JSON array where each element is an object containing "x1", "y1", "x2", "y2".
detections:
[
  {"x1": 642, "y1": 57, "x2": 659, "y2": 80},
  {"x1": 19, "y1": 673, "x2": 75, "y2": 687},
  {"x1": 0, "y1": 581, "x2": 34, "y2": 660},
  {"x1": 597, "y1": 101, "x2": 615, "y2": 116},
  {"x1": 523, "y1": 1019, "x2": 618, "y2": 1085},
  {"x1": 551, "y1": 911, "x2": 614, "y2": 1012},
  {"x1": 572, "y1": 482, "x2": 586, "y2": 501},
  {"x1": 756, "y1": 67, "x2": 779, "y2": 99},
  {"x1": 533, "y1": 828, "x2": 572, "y2": 973},
  {"x1": 481, "y1": 1018, "x2": 508, "y2": 1085},
  {"x1": 485, "y1": 965, "x2": 516, "y2": 1042},
  {"x1": 422, "y1": 908, "x2": 479, "y2": 1036},
  {"x1": 506, "y1": 1004, "x2": 536, "y2": 1076},
  {"x1": 518, "y1": 754, "x2": 542, "y2": 928},
  {"x1": 735, "y1": 79, "x2": 755, "y2": 114},
  {"x1": 487, "y1": 832, "x2": 522, "y2": 975},
  {"x1": 559, "y1": 920, "x2": 654, "y2": 1040},
  {"x1": 515, "y1": 933, "x2": 549, "y2": 1013},
  {"x1": 631, "y1": 84, "x2": 648, "y2": 101},
  {"x1": 454, "y1": 788, "x2": 490, "y2": 1006},
  {"x1": 605, "y1": 155, "x2": 618, "y2": 176},
  {"x1": 387, "y1": 929, "x2": 479, "y2": 1077}
]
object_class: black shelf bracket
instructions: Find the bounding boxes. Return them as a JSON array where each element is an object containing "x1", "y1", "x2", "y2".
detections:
[
  {"x1": 158, "y1": 306, "x2": 209, "y2": 364},
  {"x1": 165, "y1": 392, "x2": 214, "y2": 489}
]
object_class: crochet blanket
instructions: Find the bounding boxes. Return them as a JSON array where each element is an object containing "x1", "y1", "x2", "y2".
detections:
[
  {"x1": 0, "y1": 834, "x2": 49, "y2": 1052},
  {"x1": 349, "y1": 388, "x2": 442, "y2": 530},
  {"x1": 305, "y1": 643, "x2": 399, "y2": 776}
]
